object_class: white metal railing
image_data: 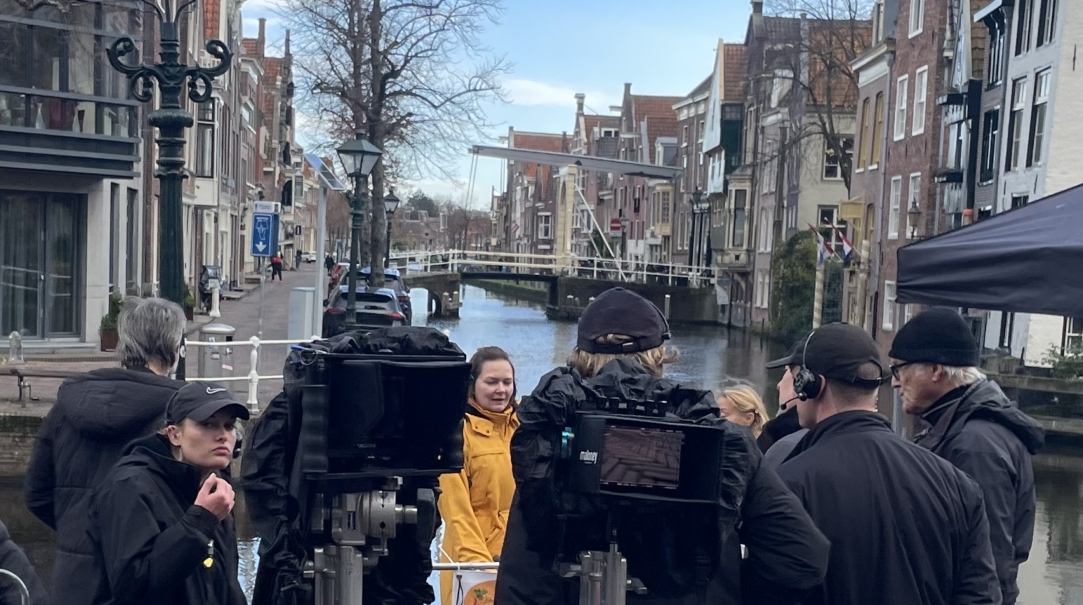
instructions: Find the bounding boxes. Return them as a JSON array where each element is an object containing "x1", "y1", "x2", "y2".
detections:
[
  {"x1": 184, "y1": 335, "x2": 318, "y2": 413},
  {"x1": 392, "y1": 249, "x2": 714, "y2": 287}
]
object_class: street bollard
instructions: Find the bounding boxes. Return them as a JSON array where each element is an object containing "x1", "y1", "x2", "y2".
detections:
[
  {"x1": 198, "y1": 324, "x2": 237, "y2": 393},
  {"x1": 7, "y1": 332, "x2": 24, "y2": 364},
  {"x1": 210, "y1": 284, "x2": 222, "y2": 318},
  {"x1": 247, "y1": 336, "x2": 261, "y2": 413},
  {"x1": 664, "y1": 294, "x2": 671, "y2": 320}
]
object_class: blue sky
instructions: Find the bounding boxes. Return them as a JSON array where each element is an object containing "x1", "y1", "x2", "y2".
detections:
[{"x1": 241, "y1": 0, "x2": 752, "y2": 208}]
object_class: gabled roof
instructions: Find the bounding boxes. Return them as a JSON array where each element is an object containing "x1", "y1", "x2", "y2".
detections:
[
  {"x1": 632, "y1": 95, "x2": 683, "y2": 124},
  {"x1": 509, "y1": 131, "x2": 564, "y2": 178}
]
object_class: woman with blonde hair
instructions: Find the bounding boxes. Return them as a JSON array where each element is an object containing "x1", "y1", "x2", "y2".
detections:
[{"x1": 717, "y1": 386, "x2": 769, "y2": 438}]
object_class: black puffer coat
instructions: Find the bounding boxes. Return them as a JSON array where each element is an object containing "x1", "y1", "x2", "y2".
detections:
[
  {"x1": 88, "y1": 435, "x2": 246, "y2": 605},
  {"x1": 916, "y1": 380, "x2": 1045, "y2": 605},
  {"x1": 23, "y1": 367, "x2": 182, "y2": 604},
  {"x1": 0, "y1": 519, "x2": 48, "y2": 605},
  {"x1": 496, "y1": 359, "x2": 830, "y2": 605}
]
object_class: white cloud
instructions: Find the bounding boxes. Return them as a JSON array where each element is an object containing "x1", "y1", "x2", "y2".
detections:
[{"x1": 502, "y1": 78, "x2": 618, "y2": 110}]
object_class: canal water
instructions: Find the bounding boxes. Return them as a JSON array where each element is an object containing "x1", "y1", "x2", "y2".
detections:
[{"x1": 2, "y1": 284, "x2": 1082, "y2": 603}]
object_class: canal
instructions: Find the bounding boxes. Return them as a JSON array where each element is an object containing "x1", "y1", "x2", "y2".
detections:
[{"x1": 2, "y1": 284, "x2": 1082, "y2": 603}]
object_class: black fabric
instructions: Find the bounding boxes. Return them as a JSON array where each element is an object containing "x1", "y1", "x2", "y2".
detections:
[
  {"x1": 165, "y1": 382, "x2": 250, "y2": 425},
  {"x1": 889, "y1": 307, "x2": 981, "y2": 367},
  {"x1": 576, "y1": 288, "x2": 671, "y2": 354},
  {"x1": 896, "y1": 182, "x2": 1083, "y2": 316},
  {"x1": 765, "y1": 342, "x2": 801, "y2": 370},
  {"x1": 87, "y1": 434, "x2": 246, "y2": 605},
  {"x1": 787, "y1": 324, "x2": 886, "y2": 387},
  {"x1": 915, "y1": 379, "x2": 1045, "y2": 605},
  {"x1": 0, "y1": 519, "x2": 49, "y2": 605},
  {"x1": 756, "y1": 407, "x2": 803, "y2": 453},
  {"x1": 496, "y1": 359, "x2": 829, "y2": 605},
  {"x1": 241, "y1": 327, "x2": 455, "y2": 605},
  {"x1": 777, "y1": 410, "x2": 1000, "y2": 605},
  {"x1": 23, "y1": 367, "x2": 183, "y2": 605}
]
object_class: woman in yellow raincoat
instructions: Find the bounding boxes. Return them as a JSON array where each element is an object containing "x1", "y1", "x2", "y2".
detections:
[{"x1": 438, "y1": 346, "x2": 518, "y2": 605}]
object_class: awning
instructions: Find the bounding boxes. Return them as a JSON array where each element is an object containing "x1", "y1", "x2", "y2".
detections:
[
  {"x1": 469, "y1": 145, "x2": 682, "y2": 180},
  {"x1": 896, "y1": 182, "x2": 1083, "y2": 317}
]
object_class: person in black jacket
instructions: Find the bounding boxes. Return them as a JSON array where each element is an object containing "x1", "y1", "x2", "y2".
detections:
[
  {"x1": 891, "y1": 308, "x2": 1045, "y2": 605},
  {"x1": 0, "y1": 519, "x2": 48, "y2": 605},
  {"x1": 776, "y1": 322, "x2": 1000, "y2": 605},
  {"x1": 24, "y1": 297, "x2": 185, "y2": 604},
  {"x1": 496, "y1": 288, "x2": 830, "y2": 605},
  {"x1": 88, "y1": 382, "x2": 250, "y2": 605}
]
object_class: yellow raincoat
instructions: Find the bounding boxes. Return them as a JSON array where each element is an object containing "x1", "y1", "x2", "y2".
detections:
[{"x1": 437, "y1": 400, "x2": 518, "y2": 605}]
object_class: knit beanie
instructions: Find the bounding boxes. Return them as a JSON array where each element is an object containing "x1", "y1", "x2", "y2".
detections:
[{"x1": 888, "y1": 308, "x2": 980, "y2": 367}]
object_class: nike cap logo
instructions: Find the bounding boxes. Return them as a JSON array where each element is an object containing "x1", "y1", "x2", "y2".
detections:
[{"x1": 206, "y1": 387, "x2": 229, "y2": 395}]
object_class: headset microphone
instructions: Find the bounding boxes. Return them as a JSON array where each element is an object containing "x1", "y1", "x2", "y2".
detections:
[{"x1": 779, "y1": 395, "x2": 801, "y2": 411}]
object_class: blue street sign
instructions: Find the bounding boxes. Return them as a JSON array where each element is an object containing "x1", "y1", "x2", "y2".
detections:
[{"x1": 251, "y1": 212, "x2": 279, "y2": 258}]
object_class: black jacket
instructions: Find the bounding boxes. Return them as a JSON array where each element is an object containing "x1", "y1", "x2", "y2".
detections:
[
  {"x1": 87, "y1": 435, "x2": 246, "y2": 605},
  {"x1": 757, "y1": 406, "x2": 803, "y2": 452},
  {"x1": 777, "y1": 411, "x2": 1001, "y2": 605},
  {"x1": 0, "y1": 520, "x2": 48, "y2": 605},
  {"x1": 23, "y1": 367, "x2": 182, "y2": 604},
  {"x1": 496, "y1": 360, "x2": 830, "y2": 605},
  {"x1": 916, "y1": 380, "x2": 1045, "y2": 605}
]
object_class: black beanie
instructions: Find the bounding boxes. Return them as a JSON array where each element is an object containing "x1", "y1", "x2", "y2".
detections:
[{"x1": 888, "y1": 308, "x2": 980, "y2": 367}]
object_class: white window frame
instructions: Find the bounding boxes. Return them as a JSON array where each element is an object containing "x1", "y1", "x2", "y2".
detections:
[
  {"x1": 909, "y1": 0, "x2": 924, "y2": 38},
  {"x1": 912, "y1": 66, "x2": 928, "y2": 136},
  {"x1": 537, "y1": 213, "x2": 552, "y2": 240},
  {"x1": 883, "y1": 281, "x2": 897, "y2": 331},
  {"x1": 823, "y1": 137, "x2": 853, "y2": 180},
  {"x1": 1029, "y1": 69, "x2": 1051, "y2": 167},
  {"x1": 888, "y1": 176, "x2": 902, "y2": 240},
  {"x1": 894, "y1": 76, "x2": 909, "y2": 141}
]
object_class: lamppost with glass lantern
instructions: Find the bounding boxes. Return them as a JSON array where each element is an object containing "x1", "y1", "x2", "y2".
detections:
[
  {"x1": 107, "y1": 0, "x2": 233, "y2": 380},
  {"x1": 907, "y1": 200, "x2": 922, "y2": 240},
  {"x1": 336, "y1": 132, "x2": 383, "y2": 330},
  {"x1": 383, "y1": 190, "x2": 400, "y2": 268},
  {"x1": 619, "y1": 214, "x2": 630, "y2": 262}
]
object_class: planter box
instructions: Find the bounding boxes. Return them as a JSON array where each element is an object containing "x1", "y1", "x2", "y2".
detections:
[{"x1": 100, "y1": 327, "x2": 119, "y2": 352}]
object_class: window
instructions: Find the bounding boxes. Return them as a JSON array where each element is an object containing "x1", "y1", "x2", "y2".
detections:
[
  {"x1": 824, "y1": 138, "x2": 853, "y2": 180},
  {"x1": 731, "y1": 189, "x2": 747, "y2": 248},
  {"x1": 195, "y1": 101, "x2": 215, "y2": 178},
  {"x1": 1064, "y1": 317, "x2": 1083, "y2": 352},
  {"x1": 1007, "y1": 78, "x2": 1026, "y2": 171},
  {"x1": 756, "y1": 270, "x2": 771, "y2": 309},
  {"x1": 660, "y1": 191, "x2": 671, "y2": 223},
  {"x1": 698, "y1": 121, "x2": 705, "y2": 142},
  {"x1": 818, "y1": 206, "x2": 844, "y2": 248},
  {"x1": 1028, "y1": 70, "x2": 1050, "y2": 166},
  {"x1": 980, "y1": 109, "x2": 1000, "y2": 183},
  {"x1": 912, "y1": 67, "x2": 928, "y2": 135},
  {"x1": 987, "y1": 17, "x2": 1006, "y2": 86},
  {"x1": 126, "y1": 187, "x2": 138, "y2": 292},
  {"x1": 537, "y1": 214, "x2": 552, "y2": 239},
  {"x1": 1011, "y1": 194, "x2": 1029, "y2": 209},
  {"x1": 999, "y1": 312, "x2": 1016, "y2": 349},
  {"x1": 871, "y1": 93, "x2": 884, "y2": 165},
  {"x1": 883, "y1": 281, "x2": 897, "y2": 330},
  {"x1": 1037, "y1": 0, "x2": 1058, "y2": 48},
  {"x1": 109, "y1": 184, "x2": 119, "y2": 290},
  {"x1": 907, "y1": 173, "x2": 921, "y2": 238},
  {"x1": 904, "y1": 304, "x2": 914, "y2": 325},
  {"x1": 758, "y1": 207, "x2": 775, "y2": 252},
  {"x1": 683, "y1": 125, "x2": 689, "y2": 146},
  {"x1": 888, "y1": 176, "x2": 902, "y2": 239},
  {"x1": 894, "y1": 76, "x2": 909, "y2": 140},
  {"x1": 909, "y1": 0, "x2": 924, "y2": 37},
  {"x1": 857, "y1": 98, "x2": 871, "y2": 170},
  {"x1": 1016, "y1": 0, "x2": 1032, "y2": 55}
]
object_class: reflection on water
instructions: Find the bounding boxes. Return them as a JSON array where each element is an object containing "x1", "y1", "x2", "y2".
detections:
[{"x1": 3, "y1": 286, "x2": 1083, "y2": 603}]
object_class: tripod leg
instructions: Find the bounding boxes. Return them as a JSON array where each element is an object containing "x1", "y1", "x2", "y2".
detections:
[
  {"x1": 337, "y1": 545, "x2": 365, "y2": 604},
  {"x1": 602, "y1": 544, "x2": 627, "y2": 605}
]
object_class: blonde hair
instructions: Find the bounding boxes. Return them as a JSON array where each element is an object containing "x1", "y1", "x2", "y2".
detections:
[
  {"x1": 719, "y1": 386, "x2": 768, "y2": 438},
  {"x1": 568, "y1": 334, "x2": 680, "y2": 378}
]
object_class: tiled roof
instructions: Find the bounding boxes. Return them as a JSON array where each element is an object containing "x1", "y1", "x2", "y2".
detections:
[
  {"x1": 261, "y1": 57, "x2": 282, "y2": 118},
  {"x1": 203, "y1": 0, "x2": 220, "y2": 41},
  {"x1": 511, "y1": 131, "x2": 564, "y2": 179},
  {"x1": 763, "y1": 16, "x2": 802, "y2": 40},
  {"x1": 723, "y1": 44, "x2": 748, "y2": 101},
  {"x1": 631, "y1": 95, "x2": 683, "y2": 124},
  {"x1": 583, "y1": 114, "x2": 618, "y2": 132},
  {"x1": 645, "y1": 116, "x2": 678, "y2": 164},
  {"x1": 242, "y1": 39, "x2": 259, "y2": 56}
]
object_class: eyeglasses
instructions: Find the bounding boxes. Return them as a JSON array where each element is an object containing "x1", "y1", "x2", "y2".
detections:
[{"x1": 890, "y1": 362, "x2": 917, "y2": 380}]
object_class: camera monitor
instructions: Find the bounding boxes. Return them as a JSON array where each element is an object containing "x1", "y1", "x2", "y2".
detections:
[{"x1": 563, "y1": 412, "x2": 726, "y2": 504}]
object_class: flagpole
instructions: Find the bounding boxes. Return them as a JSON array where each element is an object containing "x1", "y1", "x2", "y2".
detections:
[{"x1": 813, "y1": 259, "x2": 825, "y2": 329}]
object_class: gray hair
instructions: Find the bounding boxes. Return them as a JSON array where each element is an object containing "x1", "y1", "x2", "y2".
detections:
[
  {"x1": 940, "y1": 365, "x2": 986, "y2": 387},
  {"x1": 116, "y1": 297, "x2": 187, "y2": 370}
]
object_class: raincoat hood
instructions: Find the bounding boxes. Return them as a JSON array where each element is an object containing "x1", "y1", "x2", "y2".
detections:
[
  {"x1": 58, "y1": 368, "x2": 182, "y2": 439},
  {"x1": 921, "y1": 378, "x2": 1045, "y2": 454}
]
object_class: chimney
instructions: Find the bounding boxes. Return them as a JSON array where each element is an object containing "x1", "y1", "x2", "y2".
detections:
[
  {"x1": 575, "y1": 93, "x2": 585, "y2": 115},
  {"x1": 257, "y1": 17, "x2": 266, "y2": 56},
  {"x1": 623, "y1": 82, "x2": 632, "y2": 98},
  {"x1": 752, "y1": 0, "x2": 763, "y2": 15},
  {"x1": 561, "y1": 132, "x2": 568, "y2": 153},
  {"x1": 284, "y1": 29, "x2": 291, "y2": 55}
]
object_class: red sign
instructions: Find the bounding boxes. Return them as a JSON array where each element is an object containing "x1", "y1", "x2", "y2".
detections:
[{"x1": 609, "y1": 218, "x2": 622, "y2": 235}]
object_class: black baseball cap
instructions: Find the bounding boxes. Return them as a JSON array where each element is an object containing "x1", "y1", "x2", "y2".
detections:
[
  {"x1": 577, "y1": 288, "x2": 671, "y2": 354},
  {"x1": 767, "y1": 323, "x2": 886, "y2": 387},
  {"x1": 165, "y1": 382, "x2": 251, "y2": 425}
]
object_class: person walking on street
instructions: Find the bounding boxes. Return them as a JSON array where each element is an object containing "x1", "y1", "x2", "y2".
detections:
[
  {"x1": 88, "y1": 383, "x2": 250, "y2": 605},
  {"x1": 776, "y1": 322, "x2": 1001, "y2": 605},
  {"x1": 270, "y1": 253, "x2": 283, "y2": 282},
  {"x1": 438, "y1": 346, "x2": 518, "y2": 605},
  {"x1": 24, "y1": 297, "x2": 185, "y2": 605},
  {"x1": 294, "y1": 249, "x2": 302, "y2": 270},
  {"x1": 891, "y1": 308, "x2": 1045, "y2": 605},
  {"x1": 324, "y1": 254, "x2": 336, "y2": 276}
]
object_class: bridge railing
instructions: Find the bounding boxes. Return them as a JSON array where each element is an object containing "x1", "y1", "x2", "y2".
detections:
[
  {"x1": 183, "y1": 335, "x2": 317, "y2": 413},
  {"x1": 393, "y1": 249, "x2": 713, "y2": 287}
]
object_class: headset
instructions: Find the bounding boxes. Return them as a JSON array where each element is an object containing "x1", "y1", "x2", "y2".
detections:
[{"x1": 793, "y1": 331, "x2": 822, "y2": 402}]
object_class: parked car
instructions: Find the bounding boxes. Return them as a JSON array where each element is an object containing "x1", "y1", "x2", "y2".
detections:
[
  {"x1": 329, "y1": 264, "x2": 412, "y2": 323},
  {"x1": 300, "y1": 251, "x2": 317, "y2": 263},
  {"x1": 322, "y1": 286, "x2": 406, "y2": 337}
]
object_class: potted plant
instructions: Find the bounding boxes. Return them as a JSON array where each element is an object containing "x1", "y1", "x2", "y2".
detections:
[
  {"x1": 183, "y1": 284, "x2": 196, "y2": 321},
  {"x1": 99, "y1": 291, "x2": 123, "y2": 352}
]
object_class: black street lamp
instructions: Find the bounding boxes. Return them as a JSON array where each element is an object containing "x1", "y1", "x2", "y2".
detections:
[
  {"x1": 107, "y1": 0, "x2": 232, "y2": 380},
  {"x1": 336, "y1": 131, "x2": 383, "y2": 329},
  {"x1": 907, "y1": 200, "x2": 922, "y2": 240},
  {"x1": 383, "y1": 189, "x2": 400, "y2": 268}
]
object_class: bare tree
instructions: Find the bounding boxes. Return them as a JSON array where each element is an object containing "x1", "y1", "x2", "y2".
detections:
[{"x1": 273, "y1": 0, "x2": 509, "y2": 283}]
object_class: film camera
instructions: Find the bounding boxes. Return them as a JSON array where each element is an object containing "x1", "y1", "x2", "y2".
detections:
[
  {"x1": 550, "y1": 404, "x2": 732, "y2": 605},
  {"x1": 291, "y1": 341, "x2": 470, "y2": 605}
]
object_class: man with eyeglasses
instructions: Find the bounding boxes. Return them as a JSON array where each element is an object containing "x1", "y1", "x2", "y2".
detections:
[{"x1": 890, "y1": 307, "x2": 1045, "y2": 605}]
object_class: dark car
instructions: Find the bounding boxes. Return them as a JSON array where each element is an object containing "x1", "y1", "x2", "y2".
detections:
[
  {"x1": 322, "y1": 286, "x2": 406, "y2": 337},
  {"x1": 329, "y1": 265, "x2": 412, "y2": 323}
]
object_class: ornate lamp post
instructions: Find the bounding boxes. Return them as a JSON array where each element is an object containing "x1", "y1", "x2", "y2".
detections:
[
  {"x1": 107, "y1": 0, "x2": 232, "y2": 380},
  {"x1": 336, "y1": 132, "x2": 383, "y2": 330},
  {"x1": 383, "y1": 190, "x2": 400, "y2": 268},
  {"x1": 907, "y1": 200, "x2": 922, "y2": 240}
]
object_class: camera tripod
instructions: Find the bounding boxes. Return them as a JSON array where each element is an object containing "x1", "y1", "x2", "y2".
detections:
[{"x1": 561, "y1": 543, "x2": 646, "y2": 605}]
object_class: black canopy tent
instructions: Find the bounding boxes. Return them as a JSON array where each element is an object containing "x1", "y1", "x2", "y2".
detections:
[{"x1": 897, "y1": 182, "x2": 1083, "y2": 318}]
